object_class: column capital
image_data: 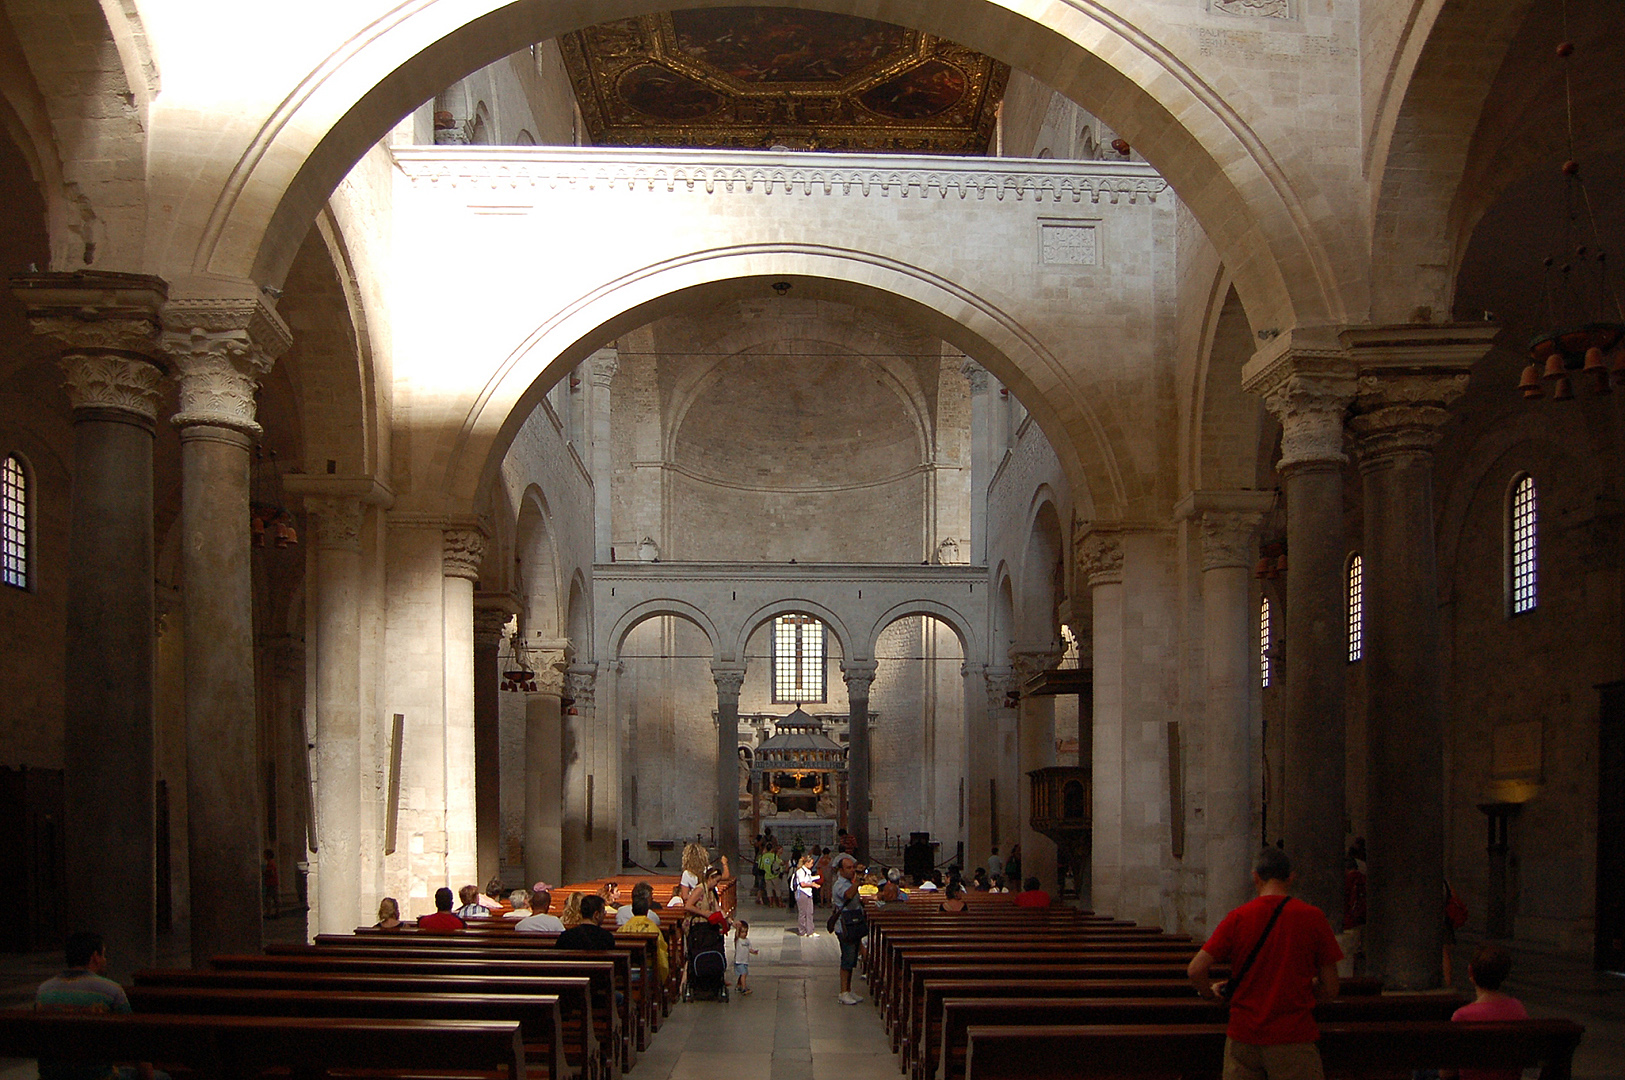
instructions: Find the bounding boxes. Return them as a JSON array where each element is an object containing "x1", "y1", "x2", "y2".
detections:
[
  {"x1": 1242, "y1": 327, "x2": 1358, "y2": 471},
  {"x1": 442, "y1": 526, "x2": 488, "y2": 581},
  {"x1": 305, "y1": 497, "x2": 364, "y2": 552},
  {"x1": 1198, "y1": 510, "x2": 1267, "y2": 572},
  {"x1": 1343, "y1": 327, "x2": 1493, "y2": 466},
  {"x1": 959, "y1": 359, "x2": 990, "y2": 393},
  {"x1": 711, "y1": 663, "x2": 747, "y2": 701},
  {"x1": 11, "y1": 271, "x2": 170, "y2": 424},
  {"x1": 1076, "y1": 528, "x2": 1124, "y2": 587},
  {"x1": 984, "y1": 667, "x2": 1018, "y2": 712},
  {"x1": 473, "y1": 603, "x2": 514, "y2": 647},
  {"x1": 589, "y1": 347, "x2": 619, "y2": 387},
  {"x1": 1008, "y1": 646, "x2": 1063, "y2": 683},
  {"x1": 842, "y1": 659, "x2": 879, "y2": 697},
  {"x1": 161, "y1": 284, "x2": 291, "y2": 437},
  {"x1": 564, "y1": 663, "x2": 598, "y2": 708},
  {"x1": 530, "y1": 647, "x2": 570, "y2": 695}
]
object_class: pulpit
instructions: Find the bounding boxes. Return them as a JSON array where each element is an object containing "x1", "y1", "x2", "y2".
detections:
[{"x1": 1028, "y1": 765, "x2": 1091, "y2": 901}]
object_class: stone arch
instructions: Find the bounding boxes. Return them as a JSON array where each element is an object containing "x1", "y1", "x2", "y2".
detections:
[
  {"x1": 607, "y1": 599, "x2": 722, "y2": 664},
  {"x1": 736, "y1": 599, "x2": 856, "y2": 665},
  {"x1": 864, "y1": 600, "x2": 981, "y2": 663},
  {"x1": 452, "y1": 249, "x2": 1133, "y2": 535},
  {"x1": 566, "y1": 570, "x2": 590, "y2": 655},
  {"x1": 1185, "y1": 275, "x2": 1264, "y2": 493},
  {"x1": 158, "y1": 0, "x2": 1343, "y2": 335},
  {"x1": 515, "y1": 485, "x2": 562, "y2": 639},
  {"x1": 1015, "y1": 495, "x2": 1065, "y2": 646},
  {"x1": 992, "y1": 565, "x2": 1017, "y2": 664}
]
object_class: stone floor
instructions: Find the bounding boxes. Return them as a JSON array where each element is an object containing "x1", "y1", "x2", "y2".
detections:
[{"x1": 1, "y1": 900, "x2": 1621, "y2": 1079}]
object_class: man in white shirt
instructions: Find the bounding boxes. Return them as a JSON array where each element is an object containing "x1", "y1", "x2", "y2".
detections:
[
  {"x1": 515, "y1": 889, "x2": 565, "y2": 932},
  {"x1": 615, "y1": 882, "x2": 661, "y2": 927}
]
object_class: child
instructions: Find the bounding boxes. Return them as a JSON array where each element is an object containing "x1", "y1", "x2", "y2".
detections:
[
  {"x1": 1452, "y1": 943, "x2": 1528, "y2": 1080},
  {"x1": 732, "y1": 919, "x2": 759, "y2": 995}
]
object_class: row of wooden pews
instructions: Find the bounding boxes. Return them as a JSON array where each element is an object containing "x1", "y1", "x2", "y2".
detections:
[
  {"x1": 860, "y1": 892, "x2": 1585, "y2": 1080},
  {"x1": 0, "y1": 878, "x2": 705, "y2": 1080}
]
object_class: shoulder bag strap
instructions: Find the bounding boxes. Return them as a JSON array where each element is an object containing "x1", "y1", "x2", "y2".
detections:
[{"x1": 1225, "y1": 896, "x2": 1292, "y2": 1000}]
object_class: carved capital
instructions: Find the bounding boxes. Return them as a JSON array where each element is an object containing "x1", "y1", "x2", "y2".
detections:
[
  {"x1": 473, "y1": 605, "x2": 512, "y2": 647},
  {"x1": 985, "y1": 667, "x2": 1017, "y2": 712},
  {"x1": 1199, "y1": 511, "x2": 1265, "y2": 572},
  {"x1": 306, "y1": 497, "x2": 363, "y2": 552},
  {"x1": 59, "y1": 354, "x2": 165, "y2": 423},
  {"x1": 11, "y1": 271, "x2": 168, "y2": 354},
  {"x1": 1264, "y1": 374, "x2": 1356, "y2": 469},
  {"x1": 442, "y1": 527, "x2": 487, "y2": 581},
  {"x1": 161, "y1": 288, "x2": 291, "y2": 436},
  {"x1": 1077, "y1": 530, "x2": 1124, "y2": 587},
  {"x1": 1008, "y1": 648, "x2": 1063, "y2": 683},
  {"x1": 531, "y1": 648, "x2": 570, "y2": 695},
  {"x1": 1348, "y1": 371, "x2": 1471, "y2": 467},
  {"x1": 589, "y1": 348, "x2": 619, "y2": 388},
  {"x1": 712, "y1": 664, "x2": 747, "y2": 701},
  {"x1": 564, "y1": 663, "x2": 598, "y2": 709},
  {"x1": 842, "y1": 659, "x2": 879, "y2": 698},
  {"x1": 960, "y1": 359, "x2": 990, "y2": 393}
]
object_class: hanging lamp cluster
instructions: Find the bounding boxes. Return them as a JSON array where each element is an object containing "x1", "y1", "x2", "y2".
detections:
[{"x1": 249, "y1": 448, "x2": 298, "y2": 548}]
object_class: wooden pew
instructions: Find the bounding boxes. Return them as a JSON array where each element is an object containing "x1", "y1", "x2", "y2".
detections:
[
  {"x1": 961, "y1": 1019, "x2": 1585, "y2": 1080},
  {"x1": 205, "y1": 954, "x2": 627, "y2": 1073},
  {"x1": 871, "y1": 933, "x2": 1191, "y2": 1003},
  {"x1": 0, "y1": 1012, "x2": 527, "y2": 1080},
  {"x1": 935, "y1": 995, "x2": 1466, "y2": 1080},
  {"x1": 127, "y1": 987, "x2": 573, "y2": 1080}
]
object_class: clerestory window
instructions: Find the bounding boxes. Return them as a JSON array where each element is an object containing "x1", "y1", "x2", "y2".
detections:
[
  {"x1": 1, "y1": 455, "x2": 28, "y2": 590},
  {"x1": 772, "y1": 614, "x2": 826, "y2": 703},
  {"x1": 1510, "y1": 474, "x2": 1538, "y2": 616},
  {"x1": 1347, "y1": 553, "x2": 1363, "y2": 663},
  {"x1": 1260, "y1": 596, "x2": 1272, "y2": 689}
]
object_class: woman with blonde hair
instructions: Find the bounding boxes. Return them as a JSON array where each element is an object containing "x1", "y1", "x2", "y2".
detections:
[
  {"x1": 560, "y1": 891, "x2": 585, "y2": 928},
  {"x1": 374, "y1": 897, "x2": 402, "y2": 930},
  {"x1": 679, "y1": 842, "x2": 708, "y2": 906}
]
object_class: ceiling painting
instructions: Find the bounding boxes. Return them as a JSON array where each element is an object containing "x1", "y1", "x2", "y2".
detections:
[{"x1": 559, "y1": 7, "x2": 1009, "y2": 154}]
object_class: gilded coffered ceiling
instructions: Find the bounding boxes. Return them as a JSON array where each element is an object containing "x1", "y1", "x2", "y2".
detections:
[{"x1": 559, "y1": 8, "x2": 1009, "y2": 154}]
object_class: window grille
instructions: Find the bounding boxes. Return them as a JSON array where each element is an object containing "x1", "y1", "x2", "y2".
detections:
[
  {"x1": 1511, "y1": 475, "x2": 1538, "y2": 615},
  {"x1": 1347, "y1": 554, "x2": 1363, "y2": 662},
  {"x1": 772, "y1": 615, "x2": 826, "y2": 703},
  {"x1": 1, "y1": 456, "x2": 26, "y2": 590},
  {"x1": 1260, "y1": 597, "x2": 1272, "y2": 688}
]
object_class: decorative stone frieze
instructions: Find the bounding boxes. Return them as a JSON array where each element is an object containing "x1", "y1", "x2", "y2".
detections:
[
  {"x1": 442, "y1": 528, "x2": 487, "y2": 581},
  {"x1": 1211, "y1": 0, "x2": 1291, "y2": 18},
  {"x1": 1198, "y1": 511, "x2": 1266, "y2": 572},
  {"x1": 1077, "y1": 530, "x2": 1124, "y2": 587},
  {"x1": 306, "y1": 497, "x2": 364, "y2": 552}
]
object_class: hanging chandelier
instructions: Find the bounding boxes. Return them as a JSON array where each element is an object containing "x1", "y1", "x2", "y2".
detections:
[
  {"x1": 249, "y1": 448, "x2": 299, "y2": 548},
  {"x1": 499, "y1": 634, "x2": 537, "y2": 693},
  {"x1": 1517, "y1": 8, "x2": 1625, "y2": 401}
]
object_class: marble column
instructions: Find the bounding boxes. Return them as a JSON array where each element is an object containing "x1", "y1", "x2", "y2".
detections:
[
  {"x1": 14, "y1": 272, "x2": 168, "y2": 977},
  {"x1": 1011, "y1": 648, "x2": 1063, "y2": 893},
  {"x1": 962, "y1": 663, "x2": 993, "y2": 872},
  {"x1": 843, "y1": 660, "x2": 879, "y2": 862},
  {"x1": 162, "y1": 292, "x2": 291, "y2": 964},
  {"x1": 588, "y1": 349, "x2": 618, "y2": 563},
  {"x1": 1243, "y1": 342, "x2": 1356, "y2": 920},
  {"x1": 1080, "y1": 531, "x2": 1125, "y2": 915},
  {"x1": 525, "y1": 648, "x2": 568, "y2": 888},
  {"x1": 1345, "y1": 327, "x2": 1492, "y2": 988},
  {"x1": 473, "y1": 599, "x2": 514, "y2": 887},
  {"x1": 562, "y1": 663, "x2": 598, "y2": 879},
  {"x1": 711, "y1": 665, "x2": 747, "y2": 863},
  {"x1": 1179, "y1": 494, "x2": 1273, "y2": 924},
  {"x1": 983, "y1": 668, "x2": 1018, "y2": 858},
  {"x1": 442, "y1": 527, "x2": 485, "y2": 892},
  {"x1": 307, "y1": 497, "x2": 363, "y2": 935}
]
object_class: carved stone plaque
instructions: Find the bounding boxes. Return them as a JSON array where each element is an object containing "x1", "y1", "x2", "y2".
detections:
[{"x1": 1041, "y1": 221, "x2": 1098, "y2": 266}]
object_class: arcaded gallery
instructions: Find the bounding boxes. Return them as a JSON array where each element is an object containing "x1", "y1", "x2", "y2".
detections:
[{"x1": 0, "y1": 1, "x2": 1621, "y2": 1076}]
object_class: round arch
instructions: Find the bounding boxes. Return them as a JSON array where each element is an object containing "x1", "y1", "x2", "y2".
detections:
[
  {"x1": 864, "y1": 600, "x2": 981, "y2": 663},
  {"x1": 450, "y1": 246, "x2": 1120, "y2": 528},
  {"x1": 734, "y1": 599, "x2": 856, "y2": 665},
  {"x1": 150, "y1": 0, "x2": 1345, "y2": 336},
  {"x1": 606, "y1": 598, "x2": 723, "y2": 663}
]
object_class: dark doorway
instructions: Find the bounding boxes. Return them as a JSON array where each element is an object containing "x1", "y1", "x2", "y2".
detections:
[{"x1": 1596, "y1": 681, "x2": 1625, "y2": 971}]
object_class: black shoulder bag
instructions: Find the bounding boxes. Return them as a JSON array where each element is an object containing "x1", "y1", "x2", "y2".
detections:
[{"x1": 1219, "y1": 896, "x2": 1291, "y2": 1002}]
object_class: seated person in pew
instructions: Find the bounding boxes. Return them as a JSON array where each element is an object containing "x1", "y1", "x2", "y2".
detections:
[
  {"x1": 557, "y1": 896, "x2": 619, "y2": 952},
  {"x1": 516, "y1": 889, "x2": 565, "y2": 933},
  {"x1": 505, "y1": 888, "x2": 530, "y2": 918},
  {"x1": 1012, "y1": 877, "x2": 1051, "y2": 908},
  {"x1": 560, "y1": 892, "x2": 586, "y2": 928},
  {"x1": 477, "y1": 876, "x2": 506, "y2": 911},
  {"x1": 1188, "y1": 847, "x2": 1341, "y2": 1080},
  {"x1": 616, "y1": 882, "x2": 659, "y2": 927},
  {"x1": 34, "y1": 930, "x2": 164, "y2": 1080},
  {"x1": 418, "y1": 886, "x2": 467, "y2": 931},
  {"x1": 600, "y1": 882, "x2": 622, "y2": 917},
  {"x1": 1450, "y1": 943, "x2": 1530, "y2": 1080},
  {"x1": 937, "y1": 881, "x2": 969, "y2": 913},
  {"x1": 456, "y1": 884, "x2": 492, "y2": 919},
  {"x1": 374, "y1": 896, "x2": 403, "y2": 929}
]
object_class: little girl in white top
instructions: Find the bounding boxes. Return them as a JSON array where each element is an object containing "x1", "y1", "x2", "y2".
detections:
[{"x1": 732, "y1": 920, "x2": 759, "y2": 994}]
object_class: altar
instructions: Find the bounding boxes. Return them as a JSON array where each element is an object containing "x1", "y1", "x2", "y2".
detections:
[{"x1": 745, "y1": 708, "x2": 848, "y2": 845}]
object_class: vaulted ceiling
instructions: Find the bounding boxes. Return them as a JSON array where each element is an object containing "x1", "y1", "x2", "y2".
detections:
[{"x1": 559, "y1": 7, "x2": 1009, "y2": 154}]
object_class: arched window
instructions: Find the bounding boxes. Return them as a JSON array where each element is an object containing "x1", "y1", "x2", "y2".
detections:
[
  {"x1": 1, "y1": 454, "x2": 28, "y2": 590},
  {"x1": 1346, "y1": 553, "x2": 1363, "y2": 663},
  {"x1": 1510, "y1": 474, "x2": 1538, "y2": 615},
  {"x1": 771, "y1": 615, "x2": 826, "y2": 703},
  {"x1": 1259, "y1": 596, "x2": 1272, "y2": 689}
]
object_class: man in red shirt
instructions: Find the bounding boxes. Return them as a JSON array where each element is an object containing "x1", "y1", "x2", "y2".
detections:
[
  {"x1": 1188, "y1": 848, "x2": 1342, "y2": 1080},
  {"x1": 1012, "y1": 876, "x2": 1051, "y2": 908},
  {"x1": 417, "y1": 887, "x2": 467, "y2": 931}
]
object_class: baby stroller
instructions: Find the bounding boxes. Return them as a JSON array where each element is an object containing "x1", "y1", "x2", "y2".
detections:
[{"x1": 682, "y1": 917, "x2": 730, "y2": 1002}]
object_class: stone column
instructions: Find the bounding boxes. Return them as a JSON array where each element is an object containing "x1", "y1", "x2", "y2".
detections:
[
  {"x1": 843, "y1": 660, "x2": 879, "y2": 862},
  {"x1": 1080, "y1": 531, "x2": 1125, "y2": 915},
  {"x1": 1345, "y1": 326, "x2": 1492, "y2": 988},
  {"x1": 983, "y1": 668, "x2": 1018, "y2": 858},
  {"x1": 307, "y1": 497, "x2": 364, "y2": 935},
  {"x1": 525, "y1": 647, "x2": 568, "y2": 888},
  {"x1": 710, "y1": 664, "x2": 746, "y2": 863},
  {"x1": 1011, "y1": 648, "x2": 1063, "y2": 893},
  {"x1": 13, "y1": 271, "x2": 168, "y2": 977},
  {"x1": 962, "y1": 663, "x2": 992, "y2": 871},
  {"x1": 473, "y1": 598, "x2": 514, "y2": 888},
  {"x1": 1242, "y1": 340, "x2": 1356, "y2": 920},
  {"x1": 588, "y1": 349, "x2": 618, "y2": 563},
  {"x1": 442, "y1": 527, "x2": 485, "y2": 892},
  {"x1": 162, "y1": 291, "x2": 291, "y2": 964},
  {"x1": 960, "y1": 361, "x2": 992, "y2": 563},
  {"x1": 1178, "y1": 494, "x2": 1273, "y2": 924},
  {"x1": 562, "y1": 663, "x2": 598, "y2": 879}
]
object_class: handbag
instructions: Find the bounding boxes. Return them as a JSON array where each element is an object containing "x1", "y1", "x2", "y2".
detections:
[{"x1": 1219, "y1": 896, "x2": 1291, "y2": 1002}]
